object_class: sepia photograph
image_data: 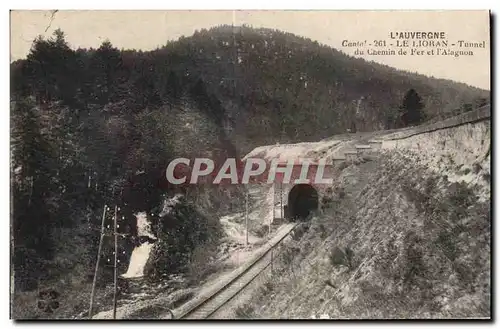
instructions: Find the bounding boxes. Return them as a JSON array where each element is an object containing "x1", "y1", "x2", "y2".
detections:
[{"x1": 9, "y1": 10, "x2": 491, "y2": 320}]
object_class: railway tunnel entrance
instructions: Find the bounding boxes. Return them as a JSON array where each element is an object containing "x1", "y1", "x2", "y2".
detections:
[{"x1": 287, "y1": 184, "x2": 319, "y2": 221}]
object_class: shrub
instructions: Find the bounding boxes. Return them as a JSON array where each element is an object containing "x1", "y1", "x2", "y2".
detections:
[
  {"x1": 436, "y1": 231, "x2": 458, "y2": 261},
  {"x1": 186, "y1": 244, "x2": 219, "y2": 284},
  {"x1": 336, "y1": 161, "x2": 350, "y2": 171},
  {"x1": 281, "y1": 246, "x2": 300, "y2": 266},
  {"x1": 318, "y1": 224, "x2": 328, "y2": 240},
  {"x1": 262, "y1": 280, "x2": 274, "y2": 294},
  {"x1": 473, "y1": 163, "x2": 482, "y2": 174},
  {"x1": 253, "y1": 225, "x2": 270, "y2": 238},
  {"x1": 322, "y1": 196, "x2": 333, "y2": 207},
  {"x1": 335, "y1": 187, "x2": 346, "y2": 199},
  {"x1": 461, "y1": 168, "x2": 471, "y2": 175},
  {"x1": 402, "y1": 232, "x2": 427, "y2": 289},
  {"x1": 447, "y1": 182, "x2": 476, "y2": 209},
  {"x1": 234, "y1": 304, "x2": 254, "y2": 319},
  {"x1": 145, "y1": 195, "x2": 222, "y2": 280},
  {"x1": 329, "y1": 246, "x2": 355, "y2": 270},
  {"x1": 291, "y1": 224, "x2": 308, "y2": 241}
]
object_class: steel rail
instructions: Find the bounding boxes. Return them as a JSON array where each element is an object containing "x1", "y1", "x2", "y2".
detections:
[{"x1": 170, "y1": 223, "x2": 298, "y2": 319}]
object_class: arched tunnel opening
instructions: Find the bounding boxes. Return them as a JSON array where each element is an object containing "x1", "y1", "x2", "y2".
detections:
[{"x1": 287, "y1": 184, "x2": 319, "y2": 221}]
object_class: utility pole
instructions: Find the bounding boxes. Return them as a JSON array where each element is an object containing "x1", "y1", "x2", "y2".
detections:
[
  {"x1": 89, "y1": 204, "x2": 107, "y2": 319},
  {"x1": 272, "y1": 183, "x2": 276, "y2": 220},
  {"x1": 112, "y1": 205, "x2": 118, "y2": 320},
  {"x1": 271, "y1": 248, "x2": 274, "y2": 274},
  {"x1": 280, "y1": 182, "x2": 284, "y2": 218},
  {"x1": 245, "y1": 189, "x2": 249, "y2": 246},
  {"x1": 270, "y1": 184, "x2": 274, "y2": 235}
]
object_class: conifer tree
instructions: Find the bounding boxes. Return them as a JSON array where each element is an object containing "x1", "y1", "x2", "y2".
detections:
[{"x1": 400, "y1": 89, "x2": 425, "y2": 126}]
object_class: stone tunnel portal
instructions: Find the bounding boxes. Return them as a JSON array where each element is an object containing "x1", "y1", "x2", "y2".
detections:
[{"x1": 287, "y1": 184, "x2": 319, "y2": 221}]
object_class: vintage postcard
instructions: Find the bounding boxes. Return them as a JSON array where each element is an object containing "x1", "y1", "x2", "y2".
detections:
[{"x1": 10, "y1": 10, "x2": 491, "y2": 320}]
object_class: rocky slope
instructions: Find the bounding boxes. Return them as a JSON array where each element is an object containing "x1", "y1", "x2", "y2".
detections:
[{"x1": 231, "y1": 110, "x2": 490, "y2": 319}]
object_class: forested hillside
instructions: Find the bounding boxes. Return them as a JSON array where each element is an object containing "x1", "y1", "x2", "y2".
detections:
[{"x1": 10, "y1": 24, "x2": 489, "y2": 302}]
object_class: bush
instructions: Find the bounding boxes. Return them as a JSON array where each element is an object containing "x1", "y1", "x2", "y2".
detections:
[
  {"x1": 145, "y1": 195, "x2": 222, "y2": 280},
  {"x1": 262, "y1": 280, "x2": 274, "y2": 294},
  {"x1": 322, "y1": 196, "x2": 333, "y2": 207},
  {"x1": 281, "y1": 246, "x2": 300, "y2": 266},
  {"x1": 436, "y1": 231, "x2": 458, "y2": 261},
  {"x1": 334, "y1": 187, "x2": 346, "y2": 199},
  {"x1": 402, "y1": 231, "x2": 427, "y2": 289},
  {"x1": 473, "y1": 163, "x2": 482, "y2": 174},
  {"x1": 329, "y1": 246, "x2": 355, "y2": 270},
  {"x1": 461, "y1": 168, "x2": 471, "y2": 175},
  {"x1": 291, "y1": 224, "x2": 308, "y2": 241},
  {"x1": 253, "y1": 225, "x2": 270, "y2": 238},
  {"x1": 447, "y1": 182, "x2": 477, "y2": 210},
  {"x1": 318, "y1": 224, "x2": 328, "y2": 240},
  {"x1": 234, "y1": 304, "x2": 254, "y2": 319},
  {"x1": 186, "y1": 245, "x2": 219, "y2": 285}
]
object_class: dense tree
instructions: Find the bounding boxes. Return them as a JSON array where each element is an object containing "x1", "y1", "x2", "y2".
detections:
[
  {"x1": 400, "y1": 89, "x2": 426, "y2": 127},
  {"x1": 474, "y1": 97, "x2": 488, "y2": 109},
  {"x1": 462, "y1": 103, "x2": 474, "y2": 113},
  {"x1": 86, "y1": 40, "x2": 124, "y2": 105},
  {"x1": 11, "y1": 98, "x2": 58, "y2": 289},
  {"x1": 10, "y1": 25, "x2": 489, "y2": 299},
  {"x1": 24, "y1": 29, "x2": 79, "y2": 105}
]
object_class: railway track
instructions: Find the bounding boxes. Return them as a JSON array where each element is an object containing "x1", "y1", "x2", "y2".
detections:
[{"x1": 167, "y1": 222, "x2": 298, "y2": 319}]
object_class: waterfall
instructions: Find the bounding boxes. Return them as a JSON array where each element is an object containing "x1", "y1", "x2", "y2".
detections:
[
  {"x1": 136, "y1": 212, "x2": 156, "y2": 240},
  {"x1": 121, "y1": 196, "x2": 183, "y2": 279},
  {"x1": 122, "y1": 212, "x2": 156, "y2": 279},
  {"x1": 121, "y1": 242, "x2": 154, "y2": 278}
]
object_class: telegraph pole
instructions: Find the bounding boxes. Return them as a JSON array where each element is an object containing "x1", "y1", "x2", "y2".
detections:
[
  {"x1": 245, "y1": 189, "x2": 249, "y2": 245},
  {"x1": 88, "y1": 204, "x2": 107, "y2": 319},
  {"x1": 112, "y1": 205, "x2": 118, "y2": 320},
  {"x1": 280, "y1": 182, "x2": 284, "y2": 218},
  {"x1": 270, "y1": 184, "x2": 275, "y2": 235}
]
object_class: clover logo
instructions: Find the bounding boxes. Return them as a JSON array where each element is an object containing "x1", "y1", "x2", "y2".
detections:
[{"x1": 37, "y1": 289, "x2": 60, "y2": 314}]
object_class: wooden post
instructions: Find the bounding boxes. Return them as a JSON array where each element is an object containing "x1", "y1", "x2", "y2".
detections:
[
  {"x1": 112, "y1": 205, "x2": 118, "y2": 320},
  {"x1": 271, "y1": 248, "x2": 274, "y2": 274},
  {"x1": 88, "y1": 204, "x2": 107, "y2": 319},
  {"x1": 245, "y1": 190, "x2": 249, "y2": 246},
  {"x1": 280, "y1": 182, "x2": 284, "y2": 218},
  {"x1": 270, "y1": 184, "x2": 274, "y2": 235}
]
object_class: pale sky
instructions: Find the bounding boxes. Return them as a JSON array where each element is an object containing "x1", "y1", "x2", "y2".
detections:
[{"x1": 10, "y1": 10, "x2": 490, "y2": 90}]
